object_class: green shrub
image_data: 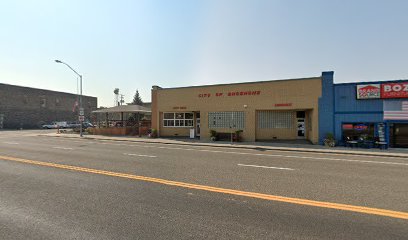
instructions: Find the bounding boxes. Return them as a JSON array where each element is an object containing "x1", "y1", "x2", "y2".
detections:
[
  {"x1": 210, "y1": 130, "x2": 217, "y2": 137},
  {"x1": 325, "y1": 132, "x2": 334, "y2": 140},
  {"x1": 324, "y1": 132, "x2": 335, "y2": 147},
  {"x1": 150, "y1": 129, "x2": 158, "y2": 138}
]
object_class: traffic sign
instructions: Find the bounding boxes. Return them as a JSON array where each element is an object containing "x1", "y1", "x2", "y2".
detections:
[
  {"x1": 79, "y1": 108, "x2": 84, "y2": 116},
  {"x1": 79, "y1": 116, "x2": 85, "y2": 122}
]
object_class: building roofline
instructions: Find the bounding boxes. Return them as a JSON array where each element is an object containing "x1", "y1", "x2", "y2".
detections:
[
  {"x1": 0, "y1": 82, "x2": 96, "y2": 98},
  {"x1": 335, "y1": 78, "x2": 408, "y2": 86},
  {"x1": 152, "y1": 76, "x2": 322, "y2": 90}
]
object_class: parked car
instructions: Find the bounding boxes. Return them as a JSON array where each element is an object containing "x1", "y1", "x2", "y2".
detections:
[
  {"x1": 42, "y1": 121, "x2": 69, "y2": 129},
  {"x1": 42, "y1": 122, "x2": 57, "y2": 129},
  {"x1": 67, "y1": 121, "x2": 94, "y2": 129},
  {"x1": 67, "y1": 122, "x2": 81, "y2": 128}
]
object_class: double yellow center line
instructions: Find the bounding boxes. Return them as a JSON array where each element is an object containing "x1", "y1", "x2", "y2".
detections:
[{"x1": 0, "y1": 155, "x2": 407, "y2": 220}]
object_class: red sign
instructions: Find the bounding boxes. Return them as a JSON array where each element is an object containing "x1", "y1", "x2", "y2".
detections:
[
  {"x1": 342, "y1": 124, "x2": 353, "y2": 130},
  {"x1": 227, "y1": 91, "x2": 260, "y2": 96},
  {"x1": 356, "y1": 84, "x2": 380, "y2": 99},
  {"x1": 381, "y1": 82, "x2": 408, "y2": 99},
  {"x1": 354, "y1": 124, "x2": 368, "y2": 131},
  {"x1": 274, "y1": 103, "x2": 292, "y2": 107},
  {"x1": 198, "y1": 93, "x2": 211, "y2": 98}
]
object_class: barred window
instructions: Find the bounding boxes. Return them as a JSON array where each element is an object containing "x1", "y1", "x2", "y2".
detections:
[
  {"x1": 163, "y1": 112, "x2": 194, "y2": 127},
  {"x1": 208, "y1": 112, "x2": 245, "y2": 129},
  {"x1": 257, "y1": 111, "x2": 294, "y2": 129}
]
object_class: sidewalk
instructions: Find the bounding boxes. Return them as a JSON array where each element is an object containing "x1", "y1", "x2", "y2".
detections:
[{"x1": 39, "y1": 132, "x2": 408, "y2": 158}]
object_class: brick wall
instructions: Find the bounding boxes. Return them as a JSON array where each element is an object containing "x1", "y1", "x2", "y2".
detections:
[{"x1": 0, "y1": 83, "x2": 97, "y2": 129}]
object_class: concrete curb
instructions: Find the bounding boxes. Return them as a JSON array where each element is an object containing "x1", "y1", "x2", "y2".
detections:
[{"x1": 39, "y1": 133, "x2": 408, "y2": 158}]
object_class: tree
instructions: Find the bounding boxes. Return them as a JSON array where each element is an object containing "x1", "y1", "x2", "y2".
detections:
[{"x1": 132, "y1": 90, "x2": 143, "y2": 105}]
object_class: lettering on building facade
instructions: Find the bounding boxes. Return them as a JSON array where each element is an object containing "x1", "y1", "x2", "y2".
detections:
[
  {"x1": 357, "y1": 82, "x2": 408, "y2": 99},
  {"x1": 198, "y1": 90, "x2": 261, "y2": 98},
  {"x1": 274, "y1": 103, "x2": 292, "y2": 107}
]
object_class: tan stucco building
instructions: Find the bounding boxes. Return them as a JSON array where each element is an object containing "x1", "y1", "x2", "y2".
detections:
[{"x1": 151, "y1": 73, "x2": 327, "y2": 144}]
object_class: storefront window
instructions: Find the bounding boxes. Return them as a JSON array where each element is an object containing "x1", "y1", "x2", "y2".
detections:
[
  {"x1": 185, "y1": 113, "x2": 193, "y2": 119},
  {"x1": 257, "y1": 111, "x2": 294, "y2": 129},
  {"x1": 164, "y1": 113, "x2": 174, "y2": 119},
  {"x1": 163, "y1": 112, "x2": 194, "y2": 127},
  {"x1": 342, "y1": 123, "x2": 375, "y2": 141},
  {"x1": 208, "y1": 112, "x2": 245, "y2": 129}
]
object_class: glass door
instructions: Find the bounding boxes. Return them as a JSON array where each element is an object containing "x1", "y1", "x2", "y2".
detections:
[
  {"x1": 296, "y1": 111, "x2": 306, "y2": 139},
  {"x1": 196, "y1": 118, "x2": 201, "y2": 137},
  {"x1": 195, "y1": 112, "x2": 201, "y2": 137},
  {"x1": 297, "y1": 119, "x2": 305, "y2": 138}
]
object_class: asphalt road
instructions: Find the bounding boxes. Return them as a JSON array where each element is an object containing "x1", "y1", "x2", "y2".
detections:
[{"x1": 0, "y1": 130, "x2": 407, "y2": 239}]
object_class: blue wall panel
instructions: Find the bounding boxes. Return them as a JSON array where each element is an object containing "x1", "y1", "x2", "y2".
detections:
[
  {"x1": 333, "y1": 83, "x2": 385, "y2": 143},
  {"x1": 318, "y1": 72, "x2": 334, "y2": 144},
  {"x1": 334, "y1": 84, "x2": 383, "y2": 112}
]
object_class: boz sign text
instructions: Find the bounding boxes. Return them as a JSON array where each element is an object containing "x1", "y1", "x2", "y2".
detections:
[{"x1": 381, "y1": 82, "x2": 408, "y2": 99}]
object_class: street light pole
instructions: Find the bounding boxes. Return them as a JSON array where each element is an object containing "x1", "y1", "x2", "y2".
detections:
[
  {"x1": 79, "y1": 74, "x2": 83, "y2": 137},
  {"x1": 55, "y1": 60, "x2": 83, "y2": 137}
]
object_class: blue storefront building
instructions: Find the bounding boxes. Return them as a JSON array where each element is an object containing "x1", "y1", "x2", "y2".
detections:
[{"x1": 319, "y1": 72, "x2": 408, "y2": 148}]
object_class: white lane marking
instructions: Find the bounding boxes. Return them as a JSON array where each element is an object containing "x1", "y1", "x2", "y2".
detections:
[
  {"x1": 262, "y1": 154, "x2": 408, "y2": 166},
  {"x1": 42, "y1": 138, "x2": 408, "y2": 165},
  {"x1": 52, "y1": 147, "x2": 73, "y2": 150},
  {"x1": 144, "y1": 145, "x2": 408, "y2": 164},
  {"x1": 2, "y1": 142, "x2": 19, "y2": 145},
  {"x1": 128, "y1": 145, "x2": 408, "y2": 166},
  {"x1": 50, "y1": 138, "x2": 408, "y2": 159},
  {"x1": 238, "y1": 164, "x2": 295, "y2": 171},
  {"x1": 124, "y1": 153, "x2": 157, "y2": 158},
  {"x1": 184, "y1": 149, "x2": 408, "y2": 166},
  {"x1": 114, "y1": 141, "x2": 407, "y2": 160}
]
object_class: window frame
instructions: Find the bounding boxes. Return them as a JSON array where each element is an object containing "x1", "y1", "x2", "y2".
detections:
[
  {"x1": 257, "y1": 111, "x2": 295, "y2": 129},
  {"x1": 208, "y1": 111, "x2": 245, "y2": 129},
  {"x1": 163, "y1": 112, "x2": 194, "y2": 128}
]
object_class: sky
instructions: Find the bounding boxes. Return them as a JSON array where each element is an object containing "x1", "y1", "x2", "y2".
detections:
[{"x1": 1, "y1": 0, "x2": 407, "y2": 107}]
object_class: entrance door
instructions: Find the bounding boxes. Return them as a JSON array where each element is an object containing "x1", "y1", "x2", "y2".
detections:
[
  {"x1": 195, "y1": 112, "x2": 201, "y2": 137},
  {"x1": 297, "y1": 119, "x2": 305, "y2": 138},
  {"x1": 392, "y1": 124, "x2": 408, "y2": 148},
  {"x1": 196, "y1": 118, "x2": 201, "y2": 137},
  {"x1": 296, "y1": 111, "x2": 306, "y2": 138}
]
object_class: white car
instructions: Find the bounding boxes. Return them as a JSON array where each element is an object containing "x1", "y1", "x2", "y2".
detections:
[{"x1": 42, "y1": 121, "x2": 69, "y2": 129}]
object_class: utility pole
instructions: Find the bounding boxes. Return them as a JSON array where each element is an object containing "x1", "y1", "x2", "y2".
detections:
[
  {"x1": 114, "y1": 88, "x2": 120, "y2": 106},
  {"x1": 120, "y1": 94, "x2": 125, "y2": 105}
]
